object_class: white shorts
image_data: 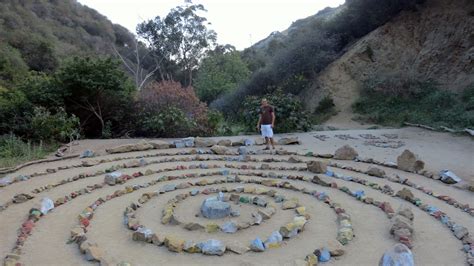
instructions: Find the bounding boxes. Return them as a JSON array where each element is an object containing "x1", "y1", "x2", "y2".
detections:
[{"x1": 260, "y1": 124, "x2": 273, "y2": 138}]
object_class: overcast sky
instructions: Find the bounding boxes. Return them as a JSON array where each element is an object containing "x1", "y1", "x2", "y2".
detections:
[{"x1": 77, "y1": 0, "x2": 345, "y2": 50}]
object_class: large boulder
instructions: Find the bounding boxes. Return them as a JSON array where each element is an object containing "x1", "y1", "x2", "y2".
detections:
[
  {"x1": 200, "y1": 197, "x2": 231, "y2": 219},
  {"x1": 334, "y1": 145, "x2": 358, "y2": 160},
  {"x1": 195, "y1": 137, "x2": 216, "y2": 147},
  {"x1": 366, "y1": 166, "x2": 386, "y2": 178},
  {"x1": 277, "y1": 137, "x2": 300, "y2": 145},
  {"x1": 174, "y1": 137, "x2": 195, "y2": 148},
  {"x1": 397, "y1": 150, "x2": 424, "y2": 172},
  {"x1": 210, "y1": 145, "x2": 229, "y2": 155},
  {"x1": 149, "y1": 140, "x2": 170, "y2": 149},
  {"x1": 106, "y1": 140, "x2": 153, "y2": 154},
  {"x1": 379, "y1": 244, "x2": 414, "y2": 266},
  {"x1": 307, "y1": 161, "x2": 328, "y2": 173},
  {"x1": 217, "y1": 139, "x2": 232, "y2": 146}
]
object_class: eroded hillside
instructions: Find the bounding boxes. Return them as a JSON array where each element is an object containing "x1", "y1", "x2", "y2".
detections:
[{"x1": 301, "y1": 0, "x2": 474, "y2": 115}]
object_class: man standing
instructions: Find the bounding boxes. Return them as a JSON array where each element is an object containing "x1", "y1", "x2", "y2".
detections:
[{"x1": 256, "y1": 98, "x2": 275, "y2": 150}]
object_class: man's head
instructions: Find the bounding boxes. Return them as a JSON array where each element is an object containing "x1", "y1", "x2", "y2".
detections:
[{"x1": 261, "y1": 98, "x2": 268, "y2": 106}]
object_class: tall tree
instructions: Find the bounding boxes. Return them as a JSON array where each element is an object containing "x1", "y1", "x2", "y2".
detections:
[
  {"x1": 137, "y1": 1, "x2": 217, "y2": 86},
  {"x1": 195, "y1": 47, "x2": 250, "y2": 103}
]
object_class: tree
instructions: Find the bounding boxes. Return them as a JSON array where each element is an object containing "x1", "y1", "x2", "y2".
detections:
[
  {"x1": 113, "y1": 39, "x2": 160, "y2": 90},
  {"x1": 195, "y1": 49, "x2": 250, "y2": 103},
  {"x1": 137, "y1": 1, "x2": 217, "y2": 86},
  {"x1": 56, "y1": 57, "x2": 135, "y2": 137}
]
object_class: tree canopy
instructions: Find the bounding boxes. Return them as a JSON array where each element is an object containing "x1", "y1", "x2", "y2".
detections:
[
  {"x1": 194, "y1": 48, "x2": 250, "y2": 103},
  {"x1": 137, "y1": 1, "x2": 217, "y2": 86}
]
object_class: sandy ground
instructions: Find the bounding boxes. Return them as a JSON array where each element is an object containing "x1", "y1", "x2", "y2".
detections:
[{"x1": 0, "y1": 127, "x2": 473, "y2": 266}]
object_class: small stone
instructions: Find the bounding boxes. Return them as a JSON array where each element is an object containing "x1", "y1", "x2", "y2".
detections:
[
  {"x1": 288, "y1": 156, "x2": 302, "y2": 163},
  {"x1": 84, "y1": 245, "x2": 103, "y2": 262},
  {"x1": 250, "y1": 238, "x2": 265, "y2": 252},
  {"x1": 296, "y1": 206, "x2": 306, "y2": 216},
  {"x1": 227, "y1": 241, "x2": 249, "y2": 254},
  {"x1": 265, "y1": 231, "x2": 283, "y2": 248},
  {"x1": 366, "y1": 166, "x2": 386, "y2": 177},
  {"x1": 396, "y1": 205, "x2": 414, "y2": 221},
  {"x1": 230, "y1": 209, "x2": 240, "y2": 217},
  {"x1": 282, "y1": 198, "x2": 299, "y2": 209},
  {"x1": 253, "y1": 197, "x2": 268, "y2": 207},
  {"x1": 390, "y1": 215, "x2": 414, "y2": 234},
  {"x1": 184, "y1": 222, "x2": 205, "y2": 231},
  {"x1": 151, "y1": 234, "x2": 164, "y2": 246},
  {"x1": 184, "y1": 241, "x2": 201, "y2": 253},
  {"x1": 337, "y1": 228, "x2": 354, "y2": 245},
  {"x1": 164, "y1": 236, "x2": 185, "y2": 253},
  {"x1": 305, "y1": 253, "x2": 318, "y2": 266},
  {"x1": 239, "y1": 196, "x2": 250, "y2": 203},
  {"x1": 453, "y1": 225, "x2": 468, "y2": 239},
  {"x1": 396, "y1": 188, "x2": 415, "y2": 203},
  {"x1": 314, "y1": 248, "x2": 331, "y2": 262},
  {"x1": 258, "y1": 208, "x2": 273, "y2": 220},
  {"x1": 252, "y1": 212, "x2": 263, "y2": 225},
  {"x1": 206, "y1": 223, "x2": 220, "y2": 233},
  {"x1": 160, "y1": 184, "x2": 177, "y2": 193},
  {"x1": 280, "y1": 223, "x2": 299, "y2": 238},
  {"x1": 221, "y1": 222, "x2": 238, "y2": 233},
  {"x1": 199, "y1": 239, "x2": 226, "y2": 256},
  {"x1": 230, "y1": 194, "x2": 240, "y2": 202}
]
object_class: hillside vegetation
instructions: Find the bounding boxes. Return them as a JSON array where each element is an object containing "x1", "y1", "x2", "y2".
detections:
[{"x1": 0, "y1": 0, "x2": 137, "y2": 87}]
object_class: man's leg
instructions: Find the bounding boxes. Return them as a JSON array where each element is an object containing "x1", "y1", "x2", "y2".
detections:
[
  {"x1": 269, "y1": 137, "x2": 275, "y2": 149},
  {"x1": 264, "y1": 137, "x2": 270, "y2": 149}
]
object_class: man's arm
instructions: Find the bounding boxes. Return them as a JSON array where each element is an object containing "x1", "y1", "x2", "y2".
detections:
[
  {"x1": 271, "y1": 112, "x2": 275, "y2": 128},
  {"x1": 256, "y1": 114, "x2": 262, "y2": 130}
]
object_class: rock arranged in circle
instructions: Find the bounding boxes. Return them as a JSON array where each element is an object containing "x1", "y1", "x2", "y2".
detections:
[{"x1": 1, "y1": 138, "x2": 472, "y2": 266}]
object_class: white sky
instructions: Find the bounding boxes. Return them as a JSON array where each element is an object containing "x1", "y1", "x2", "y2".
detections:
[{"x1": 77, "y1": 0, "x2": 345, "y2": 50}]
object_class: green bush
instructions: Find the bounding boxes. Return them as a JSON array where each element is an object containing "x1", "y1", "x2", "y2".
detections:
[
  {"x1": 29, "y1": 107, "x2": 80, "y2": 142},
  {"x1": 241, "y1": 89, "x2": 312, "y2": 133},
  {"x1": 142, "y1": 106, "x2": 196, "y2": 138},
  {"x1": 353, "y1": 78, "x2": 474, "y2": 129},
  {"x1": 313, "y1": 96, "x2": 336, "y2": 124}
]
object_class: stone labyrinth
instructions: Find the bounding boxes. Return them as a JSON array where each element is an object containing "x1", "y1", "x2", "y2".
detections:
[{"x1": 1, "y1": 136, "x2": 473, "y2": 265}]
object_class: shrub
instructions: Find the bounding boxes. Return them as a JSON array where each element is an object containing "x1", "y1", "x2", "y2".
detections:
[
  {"x1": 0, "y1": 86, "x2": 31, "y2": 136},
  {"x1": 28, "y1": 107, "x2": 80, "y2": 142},
  {"x1": 142, "y1": 106, "x2": 196, "y2": 137},
  {"x1": 136, "y1": 81, "x2": 217, "y2": 137},
  {"x1": 0, "y1": 134, "x2": 59, "y2": 168},
  {"x1": 241, "y1": 89, "x2": 312, "y2": 133},
  {"x1": 353, "y1": 77, "x2": 474, "y2": 129},
  {"x1": 313, "y1": 96, "x2": 337, "y2": 124},
  {"x1": 56, "y1": 56, "x2": 135, "y2": 137}
]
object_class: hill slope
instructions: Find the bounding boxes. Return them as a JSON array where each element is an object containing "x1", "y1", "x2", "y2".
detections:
[
  {"x1": 300, "y1": 0, "x2": 474, "y2": 115},
  {"x1": 0, "y1": 0, "x2": 135, "y2": 84}
]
